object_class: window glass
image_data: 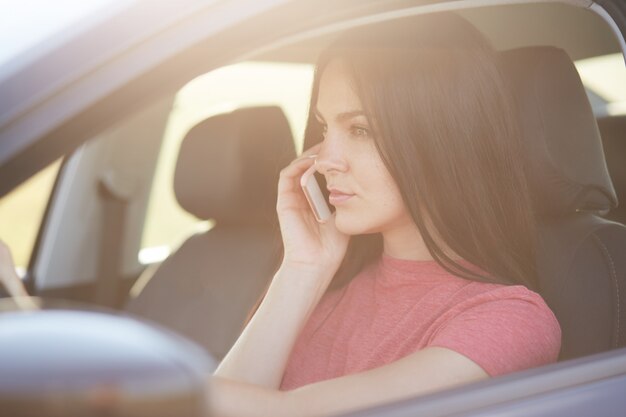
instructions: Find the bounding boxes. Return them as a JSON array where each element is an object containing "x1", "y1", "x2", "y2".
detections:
[
  {"x1": 140, "y1": 61, "x2": 314, "y2": 264},
  {"x1": 575, "y1": 53, "x2": 626, "y2": 115},
  {"x1": 0, "y1": 159, "x2": 62, "y2": 274}
]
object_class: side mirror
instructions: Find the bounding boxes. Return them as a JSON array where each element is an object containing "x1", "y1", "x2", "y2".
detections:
[{"x1": 0, "y1": 299, "x2": 216, "y2": 417}]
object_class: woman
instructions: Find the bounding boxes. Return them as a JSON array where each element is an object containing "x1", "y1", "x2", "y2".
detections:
[
  {"x1": 0, "y1": 13, "x2": 560, "y2": 417},
  {"x1": 209, "y1": 13, "x2": 560, "y2": 417},
  {"x1": 0, "y1": 243, "x2": 29, "y2": 299}
]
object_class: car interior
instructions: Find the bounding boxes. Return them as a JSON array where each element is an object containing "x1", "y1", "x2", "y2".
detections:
[
  {"x1": 126, "y1": 106, "x2": 295, "y2": 358},
  {"x1": 500, "y1": 45, "x2": 625, "y2": 360},
  {"x1": 2, "y1": 1, "x2": 626, "y2": 382}
]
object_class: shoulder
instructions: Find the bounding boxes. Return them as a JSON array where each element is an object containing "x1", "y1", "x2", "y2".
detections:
[
  {"x1": 464, "y1": 283, "x2": 559, "y2": 330},
  {"x1": 457, "y1": 282, "x2": 556, "y2": 314},
  {"x1": 429, "y1": 282, "x2": 562, "y2": 377}
]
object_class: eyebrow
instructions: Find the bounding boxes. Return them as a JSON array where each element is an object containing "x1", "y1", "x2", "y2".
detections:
[{"x1": 314, "y1": 109, "x2": 368, "y2": 123}]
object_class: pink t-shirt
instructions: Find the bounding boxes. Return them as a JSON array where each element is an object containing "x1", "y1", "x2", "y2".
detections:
[{"x1": 280, "y1": 255, "x2": 561, "y2": 391}]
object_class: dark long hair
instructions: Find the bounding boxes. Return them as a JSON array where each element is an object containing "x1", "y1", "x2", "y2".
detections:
[
  {"x1": 304, "y1": 13, "x2": 538, "y2": 291},
  {"x1": 244, "y1": 12, "x2": 538, "y2": 328}
]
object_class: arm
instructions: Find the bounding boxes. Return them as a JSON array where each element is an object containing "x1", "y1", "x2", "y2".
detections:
[
  {"x1": 0, "y1": 240, "x2": 39, "y2": 310},
  {"x1": 0, "y1": 240, "x2": 29, "y2": 298},
  {"x1": 214, "y1": 264, "x2": 334, "y2": 387},
  {"x1": 215, "y1": 144, "x2": 349, "y2": 388},
  {"x1": 210, "y1": 347, "x2": 488, "y2": 417},
  {"x1": 211, "y1": 287, "x2": 561, "y2": 417}
]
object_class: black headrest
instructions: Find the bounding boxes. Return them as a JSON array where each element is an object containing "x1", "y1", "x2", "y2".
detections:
[
  {"x1": 174, "y1": 106, "x2": 296, "y2": 225},
  {"x1": 500, "y1": 46, "x2": 617, "y2": 216}
]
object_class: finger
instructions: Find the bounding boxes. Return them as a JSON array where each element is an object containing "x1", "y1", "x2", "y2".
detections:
[
  {"x1": 280, "y1": 155, "x2": 316, "y2": 186},
  {"x1": 278, "y1": 143, "x2": 324, "y2": 205},
  {"x1": 300, "y1": 143, "x2": 322, "y2": 157},
  {"x1": 285, "y1": 143, "x2": 322, "y2": 168},
  {"x1": 278, "y1": 170, "x2": 313, "y2": 202},
  {"x1": 287, "y1": 153, "x2": 317, "y2": 167}
]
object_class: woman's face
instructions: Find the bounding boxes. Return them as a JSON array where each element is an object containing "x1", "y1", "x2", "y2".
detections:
[{"x1": 314, "y1": 59, "x2": 415, "y2": 237}]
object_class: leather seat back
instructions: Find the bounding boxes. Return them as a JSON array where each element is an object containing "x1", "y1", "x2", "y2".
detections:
[
  {"x1": 126, "y1": 106, "x2": 296, "y2": 359},
  {"x1": 598, "y1": 115, "x2": 626, "y2": 225},
  {"x1": 502, "y1": 46, "x2": 626, "y2": 360}
]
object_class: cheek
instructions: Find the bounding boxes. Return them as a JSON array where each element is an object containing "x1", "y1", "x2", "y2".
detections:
[
  {"x1": 368, "y1": 160, "x2": 403, "y2": 206},
  {"x1": 374, "y1": 184, "x2": 409, "y2": 223},
  {"x1": 357, "y1": 157, "x2": 390, "y2": 200},
  {"x1": 364, "y1": 162, "x2": 412, "y2": 221},
  {"x1": 334, "y1": 167, "x2": 408, "y2": 235},
  {"x1": 334, "y1": 143, "x2": 411, "y2": 234}
]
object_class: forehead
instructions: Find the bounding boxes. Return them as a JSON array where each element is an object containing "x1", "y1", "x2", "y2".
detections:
[{"x1": 316, "y1": 59, "x2": 363, "y2": 115}]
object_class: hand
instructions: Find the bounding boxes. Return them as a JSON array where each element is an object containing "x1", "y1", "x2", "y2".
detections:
[
  {"x1": 0, "y1": 240, "x2": 29, "y2": 298},
  {"x1": 276, "y1": 145, "x2": 349, "y2": 278}
]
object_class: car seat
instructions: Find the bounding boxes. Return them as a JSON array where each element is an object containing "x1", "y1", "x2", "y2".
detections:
[
  {"x1": 598, "y1": 115, "x2": 626, "y2": 225},
  {"x1": 501, "y1": 46, "x2": 626, "y2": 360},
  {"x1": 126, "y1": 106, "x2": 296, "y2": 359}
]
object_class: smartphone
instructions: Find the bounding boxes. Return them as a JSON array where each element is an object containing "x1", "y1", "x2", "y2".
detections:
[{"x1": 300, "y1": 164, "x2": 332, "y2": 223}]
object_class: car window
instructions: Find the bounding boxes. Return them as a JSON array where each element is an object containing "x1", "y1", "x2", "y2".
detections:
[
  {"x1": 0, "y1": 158, "x2": 62, "y2": 274},
  {"x1": 139, "y1": 61, "x2": 314, "y2": 264},
  {"x1": 137, "y1": 55, "x2": 626, "y2": 267},
  {"x1": 575, "y1": 52, "x2": 626, "y2": 115}
]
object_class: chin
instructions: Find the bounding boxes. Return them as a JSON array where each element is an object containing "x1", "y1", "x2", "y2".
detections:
[{"x1": 333, "y1": 211, "x2": 373, "y2": 235}]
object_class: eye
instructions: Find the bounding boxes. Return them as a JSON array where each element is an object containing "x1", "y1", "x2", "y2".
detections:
[{"x1": 350, "y1": 125, "x2": 370, "y2": 138}]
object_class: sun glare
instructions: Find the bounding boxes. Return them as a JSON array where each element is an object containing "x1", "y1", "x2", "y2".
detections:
[{"x1": 576, "y1": 53, "x2": 626, "y2": 109}]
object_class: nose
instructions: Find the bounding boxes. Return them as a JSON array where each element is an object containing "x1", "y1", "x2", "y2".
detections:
[{"x1": 315, "y1": 131, "x2": 349, "y2": 175}]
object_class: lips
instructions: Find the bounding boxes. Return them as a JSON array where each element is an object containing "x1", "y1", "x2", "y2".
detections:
[{"x1": 327, "y1": 188, "x2": 355, "y2": 205}]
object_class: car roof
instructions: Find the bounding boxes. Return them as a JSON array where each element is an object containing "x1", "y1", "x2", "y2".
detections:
[{"x1": 0, "y1": 0, "x2": 129, "y2": 70}]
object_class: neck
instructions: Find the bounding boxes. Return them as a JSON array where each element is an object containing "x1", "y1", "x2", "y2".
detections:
[{"x1": 381, "y1": 222, "x2": 433, "y2": 261}]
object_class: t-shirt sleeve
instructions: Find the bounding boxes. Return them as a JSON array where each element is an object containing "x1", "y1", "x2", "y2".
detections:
[{"x1": 428, "y1": 285, "x2": 561, "y2": 377}]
